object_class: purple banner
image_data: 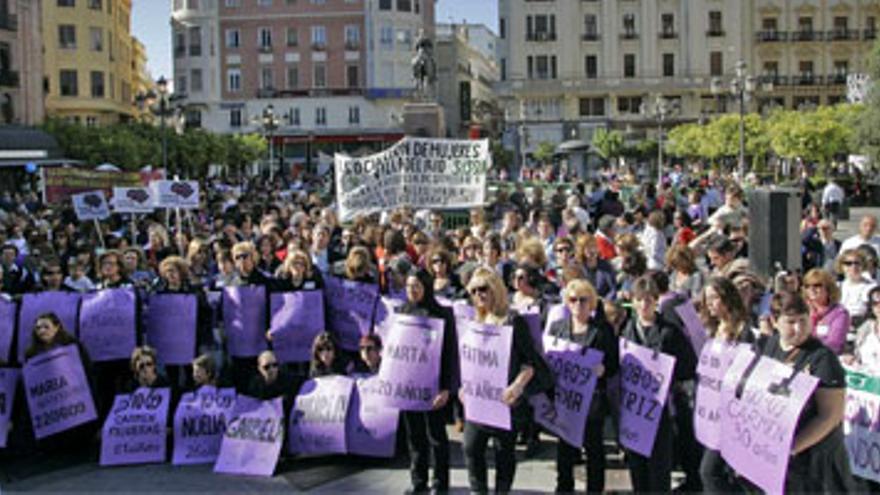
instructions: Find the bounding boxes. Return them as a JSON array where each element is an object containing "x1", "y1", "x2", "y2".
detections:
[
  {"x1": 0, "y1": 297, "x2": 15, "y2": 364},
  {"x1": 694, "y1": 341, "x2": 745, "y2": 450},
  {"x1": 269, "y1": 291, "x2": 325, "y2": 363},
  {"x1": 172, "y1": 386, "x2": 236, "y2": 465},
  {"x1": 18, "y1": 292, "x2": 81, "y2": 363},
  {"x1": 720, "y1": 351, "x2": 818, "y2": 494},
  {"x1": 323, "y1": 277, "x2": 379, "y2": 351},
  {"x1": 618, "y1": 339, "x2": 677, "y2": 457},
  {"x1": 530, "y1": 335, "x2": 603, "y2": 447},
  {"x1": 543, "y1": 303, "x2": 568, "y2": 335},
  {"x1": 145, "y1": 293, "x2": 198, "y2": 366},
  {"x1": 675, "y1": 300, "x2": 709, "y2": 356},
  {"x1": 100, "y1": 387, "x2": 171, "y2": 466},
  {"x1": 289, "y1": 375, "x2": 353, "y2": 456},
  {"x1": 374, "y1": 314, "x2": 444, "y2": 411},
  {"x1": 223, "y1": 286, "x2": 268, "y2": 358},
  {"x1": 214, "y1": 396, "x2": 284, "y2": 477},
  {"x1": 79, "y1": 289, "x2": 137, "y2": 362},
  {"x1": 457, "y1": 319, "x2": 513, "y2": 430},
  {"x1": 0, "y1": 368, "x2": 19, "y2": 447},
  {"x1": 23, "y1": 344, "x2": 97, "y2": 439},
  {"x1": 346, "y1": 375, "x2": 399, "y2": 458}
]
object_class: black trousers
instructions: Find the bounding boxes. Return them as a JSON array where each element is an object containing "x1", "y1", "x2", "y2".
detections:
[
  {"x1": 403, "y1": 409, "x2": 450, "y2": 491},
  {"x1": 671, "y1": 387, "x2": 703, "y2": 490},
  {"x1": 700, "y1": 448, "x2": 743, "y2": 493},
  {"x1": 463, "y1": 421, "x2": 517, "y2": 494},
  {"x1": 556, "y1": 418, "x2": 605, "y2": 494},
  {"x1": 626, "y1": 412, "x2": 673, "y2": 493}
]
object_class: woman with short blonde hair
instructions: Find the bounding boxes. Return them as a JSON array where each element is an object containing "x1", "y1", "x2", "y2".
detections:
[{"x1": 802, "y1": 268, "x2": 850, "y2": 354}]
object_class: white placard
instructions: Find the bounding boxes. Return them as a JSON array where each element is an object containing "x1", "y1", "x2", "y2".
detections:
[
  {"x1": 111, "y1": 187, "x2": 155, "y2": 213},
  {"x1": 151, "y1": 180, "x2": 200, "y2": 209},
  {"x1": 71, "y1": 190, "x2": 110, "y2": 221}
]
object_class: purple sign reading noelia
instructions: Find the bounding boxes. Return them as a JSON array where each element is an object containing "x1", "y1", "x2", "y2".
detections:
[
  {"x1": 375, "y1": 313, "x2": 444, "y2": 411},
  {"x1": 214, "y1": 396, "x2": 285, "y2": 477},
  {"x1": 346, "y1": 375, "x2": 399, "y2": 458},
  {"x1": 223, "y1": 286, "x2": 268, "y2": 358},
  {"x1": 172, "y1": 386, "x2": 236, "y2": 465},
  {"x1": 100, "y1": 387, "x2": 171, "y2": 466},
  {"x1": 289, "y1": 375, "x2": 353, "y2": 456},
  {"x1": 457, "y1": 319, "x2": 513, "y2": 430},
  {"x1": 18, "y1": 292, "x2": 80, "y2": 363},
  {"x1": 323, "y1": 277, "x2": 379, "y2": 351},
  {"x1": 269, "y1": 290, "x2": 325, "y2": 363},
  {"x1": 0, "y1": 367, "x2": 19, "y2": 447},
  {"x1": 79, "y1": 289, "x2": 137, "y2": 362},
  {"x1": 23, "y1": 344, "x2": 97, "y2": 439},
  {"x1": 618, "y1": 339, "x2": 676, "y2": 457},
  {"x1": 145, "y1": 293, "x2": 198, "y2": 366}
]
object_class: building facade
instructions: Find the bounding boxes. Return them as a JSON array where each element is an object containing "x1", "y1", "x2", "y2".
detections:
[{"x1": 1, "y1": 0, "x2": 45, "y2": 125}]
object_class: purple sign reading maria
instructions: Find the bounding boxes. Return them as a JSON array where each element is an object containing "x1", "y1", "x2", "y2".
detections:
[
  {"x1": 23, "y1": 344, "x2": 97, "y2": 439},
  {"x1": 289, "y1": 375, "x2": 353, "y2": 456},
  {"x1": 458, "y1": 319, "x2": 513, "y2": 430},
  {"x1": 0, "y1": 297, "x2": 15, "y2": 364},
  {"x1": 214, "y1": 396, "x2": 284, "y2": 477},
  {"x1": 694, "y1": 341, "x2": 745, "y2": 450},
  {"x1": 323, "y1": 277, "x2": 379, "y2": 351},
  {"x1": 269, "y1": 291, "x2": 325, "y2": 363},
  {"x1": 0, "y1": 368, "x2": 19, "y2": 447},
  {"x1": 100, "y1": 387, "x2": 171, "y2": 466},
  {"x1": 79, "y1": 289, "x2": 137, "y2": 362},
  {"x1": 374, "y1": 314, "x2": 444, "y2": 411},
  {"x1": 172, "y1": 386, "x2": 236, "y2": 465},
  {"x1": 675, "y1": 300, "x2": 709, "y2": 356},
  {"x1": 18, "y1": 291, "x2": 80, "y2": 363},
  {"x1": 145, "y1": 293, "x2": 198, "y2": 365},
  {"x1": 223, "y1": 286, "x2": 268, "y2": 358},
  {"x1": 618, "y1": 339, "x2": 676, "y2": 457},
  {"x1": 720, "y1": 351, "x2": 818, "y2": 494},
  {"x1": 531, "y1": 335, "x2": 603, "y2": 447},
  {"x1": 346, "y1": 375, "x2": 399, "y2": 458}
]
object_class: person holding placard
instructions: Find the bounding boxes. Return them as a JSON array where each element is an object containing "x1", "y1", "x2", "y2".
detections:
[
  {"x1": 546, "y1": 279, "x2": 618, "y2": 494},
  {"x1": 461, "y1": 267, "x2": 553, "y2": 494},
  {"x1": 270, "y1": 249, "x2": 324, "y2": 292},
  {"x1": 247, "y1": 350, "x2": 298, "y2": 414},
  {"x1": 309, "y1": 332, "x2": 345, "y2": 378},
  {"x1": 192, "y1": 354, "x2": 219, "y2": 388},
  {"x1": 396, "y1": 269, "x2": 457, "y2": 494},
  {"x1": 126, "y1": 346, "x2": 170, "y2": 392},
  {"x1": 353, "y1": 334, "x2": 382, "y2": 376}
]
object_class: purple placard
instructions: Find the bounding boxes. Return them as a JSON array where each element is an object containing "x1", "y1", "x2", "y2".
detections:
[
  {"x1": 530, "y1": 335, "x2": 603, "y2": 447},
  {"x1": 23, "y1": 344, "x2": 98, "y2": 439},
  {"x1": 694, "y1": 341, "x2": 744, "y2": 450},
  {"x1": 0, "y1": 367, "x2": 19, "y2": 447},
  {"x1": 543, "y1": 303, "x2": 568, "y2": 335},
  {"x1": 223, "y1": 286, "x2": 268, "y2": 358},
  {"x1": 214, "y1": 396, "x2": 284, "y2": 477},
  {"x1": 457, "y1": 319, "x2": 513, "y2": 430},
  {"x1": 675, "y1": 300, "x2": 709, "y2": 355},
  {"x1": 79, "y1": 289, "x2": 137, "y2": 362},
  {"x1": 145, "y1": 293, "x2": 198, "y2": 365},
  {"x1": 618, "y1": 339, "x2": 677, "y2": 456},
  {"x1": 323, "y1": 276, "x2": 379, "y2": 351},
  {"x1": 720, "y1": 351, "x2": 818, "y2": 494},
  {"x1": 269, "y1": 291, "x2": 325, "y2": 363},
  {"x1": 375, "y1": 314, "x2": 444, "y2": 411},
  {"x1": 172, "y1": 386, "x2": 237, "y2": 465},
  {"x1": 289, "y1": 375, "x2": 353, "y2": 456},
  {"x1": 346, "y1": 375, "x2": 399, "y2": 458},
  {"x1": 100, "y1": 387, "x2": 171, "y2": 466},
  {"x1": 0, "y1": 297, "x2": 15, "y2": 364},
  {"x1": 452, "y1": 301, "x2": 476, "y2": 323},
  {"x1": 373, "y1": 297, "x2": 405, "y2": 343},
  {"x1": 18, "y1": 292, "x2": 80, "y2": 363}
]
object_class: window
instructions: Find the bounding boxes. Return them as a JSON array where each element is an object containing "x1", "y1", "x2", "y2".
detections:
[
  {"x1": 175, "y1": 31, "x2": 186, "y2": 57},
  {"x1": 90, "y1": 27, "x2": 103, "y2": 51},
  {"x1": 290, "y1": 107, "x2": 300, "y2": 126},
  {"x1": 380, "y1": 26, "x2": 393, "y2": 47},
  {"x1": 345, "y1": 25, "x2": 360, "y2": 49},
  {"x1": 346, "y1": 64, "x2": 359, "y2": 87},
  {"x1": 661, "y1": 13, "x2": 674, "y2": 37},
  {"x1": 286, "y1": 64, "x2": 299, "y2": 89},
  {"x1": 227, "y1": 68, "x2": 241, "y2": 92},
  {"x1": 189, "y1": 26, "x2": 202, "y2": 56},
  {"x1": 500, "y1": 58, "x2": 506, "y2": 81},
  {"x1": 57, "y1": 0, "x2": 75, "y2": 7},
  {"x1": 585, "y1": 55, "x2": 597, "y2": 79},
  {"x1": 315, "y1": 107, "x2": 326, "y2": 126},
  {"x1": 191, "y1": 69, "x2": 203, "y2": 92},
  {"x1": 86, "y1": 116, "x2": 98, "y2": 127},
  {"x1": 88, "y1": 0, "x2": 102, "y2": 10},
  {"x1": 0, "y1": 43, "x2": 9, "y2": 73},
  {"x1": 763, "y1": 18, "x2": 778, "y2": 31},
  {"x1": 834, "y1": 60, "x2": 849, "y2": 75},
  {"x1": 310, "y1": 0, "x2": 326, "y2": 3},
  {"x1": 499, "y1": 18, "x2": 505, "y2": 39},
  {"x1": 261, "y1": 66, "x2": 273, "y2": 89},
  {"x1": 226, "y1": 29, "x2": 240, "y2": 48},
  {"x1": 59, "y1": 70, "x2": 78, "y2": 96},
  {"x1": 177, "y1": 75, "x2": 187, "y2": 93},
  {"x1": 533, "y1": 55, "x2": 556, "y2": 80},
  {"x1": 527, "y1": 56, "x2": 533, "y2": 79},
  {"x1": 90, "y1": 71, "x2": 104, "y2": 97},
  {"x1": 348, "y1": 106, "x2": 360, "y2": 125},
  {"x1": 799, "y1": 60, "x2": 814, "y2": 83},
  {"x1": 311, "y1": 25, "x2": 326, "y2": 48},
  {"x1": 379, "y1": 0, "x2": 391, "y2": 9},
  {"x1": 526, "y1": 14, "x2": 556, "y2": 41},
  {"x1": 398, "y1": 29, "x2": 412, "y2": 46},
  {"x1": 663, "y1": 53, "x2": 674, "y2": 77},
  {"x1": 259, "y1": 27, "x2": 272, "y2": 49},
  {"x1": 313, "y1": 63, "x2": 326, "y2": 87},
  {"x1": 710, "y1": 51, "x2": 723, "y2": 76},
  {"x1": 584, "y1": 14, "x2": 597, "y2": 39},
  {"x1": 763, "y1": 61, "x2": 779, "y2": 78},
  {"x1": 286, "y1": 27, "x2": 298, "y2": 46},
  {"x1": 617, "y1": 96, "x2": 642, "y2": 114},
  {"x1": 230, "y1": 108, "x2": 242, "y2": 128},
  {"x1": 184, "y1": 109, "x2": 202, "y2": 129},
  {"x1": 59, "y1": 25, "x2": 77, "y2": 49},
  {"x1": 834, "y1": 17, "x2": 848, "y2": 30},
  {"x1": 579, "y1": 97, "x2": 605, "y2": 117},
  {"x1": 708, "y1": 11, "x2": 723, "y2": 36},
  {"x1": 624, "y1": 54, "x2": 635, "y2": 78},
  {"x1": 623, "y1": 13, "x2": 636, "y2": 37},
  {"x1": 397, "y1": 0, "x2": 411, "y2": 12}
]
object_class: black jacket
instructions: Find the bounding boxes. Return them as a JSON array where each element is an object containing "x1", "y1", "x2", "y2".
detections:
[
  {"x1": 546, "y1": 316, "x2": 620, "y2": 391},
  {"x1": 621, "y1": 313, "x2": 697, "y2": 383}
]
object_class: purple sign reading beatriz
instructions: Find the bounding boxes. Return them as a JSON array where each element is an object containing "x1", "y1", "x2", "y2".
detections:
[{"x1": 618, "y1": 339, "x2": 676, "y2": 457}]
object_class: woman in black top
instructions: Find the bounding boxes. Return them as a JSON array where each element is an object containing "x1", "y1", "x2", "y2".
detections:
[
  {"x1": 127, "y1": 346, "x2": 170, "y2": 391},
  {"x1": 271, "y1": 248, "x2": 324, "y2": 292},
  {"x1": 546, "y1": 279, "x2": 619, "y2": 494},
  {"x1": 395, "y1": 269, "x2": 457, "y2": 494},
  {"x1": 309, "y1": 332, "x2": 344, "y2": 378}
]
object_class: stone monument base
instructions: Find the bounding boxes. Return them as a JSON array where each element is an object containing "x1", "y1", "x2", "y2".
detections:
[{"x1": 402, "y1": 102, "x2": 446, "y2": 138}]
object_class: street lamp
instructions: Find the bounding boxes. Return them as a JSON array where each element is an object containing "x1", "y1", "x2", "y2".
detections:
[
  {"x1": 711, "y1": 60, "x2": 770, "y2": 179},
  {"x1": 641, "y1": 95, "x2": 676, "y2": 185},
  {"x1": 135, "y1": 75, "x2": 185, "y2": 177},
  {"x1": 252, "y1": 104, "x2": 280, "y2": 181}
]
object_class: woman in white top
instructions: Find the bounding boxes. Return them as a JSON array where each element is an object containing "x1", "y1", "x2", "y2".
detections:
[
  {"x1": 846, "y1": 286, "x2": 880, "y2": 374},
  {"x1": 837, "y1": 249, "x2": 876, "y2": 328},
  {"x1": 639, "y1": 210, "x2": 667, "y2": 271}
]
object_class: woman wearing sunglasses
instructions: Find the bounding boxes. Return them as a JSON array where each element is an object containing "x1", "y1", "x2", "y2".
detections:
[
  {"x1": 802, "y1": 268, "x2": 851, "y2": 355},
  {"x1": 128, "y1": 346, "x2": 169, "y2": 391},
  {"x1": 546, "y1": 279, "x2": 618, "y2": 494},
  {"x1": 846, "y1": 286, "x2": 880, "y2": 374},
  {"x1": 425, "y1": 247, "x2": 460, "y2": 301},
  {"x1": 836, "y1": 249, "x2": 875, "y2": 329},
  {"x1": 461, "y1": 267, "x2": 553, "y2": 494}
]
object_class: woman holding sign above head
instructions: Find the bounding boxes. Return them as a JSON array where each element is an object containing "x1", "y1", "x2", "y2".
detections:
[
  {"x1": 546, "y1": 279, "x2": 619, "y2": 495},
  {"x1": 460, "y1": 267, "x2": 553, "y2": 495}
]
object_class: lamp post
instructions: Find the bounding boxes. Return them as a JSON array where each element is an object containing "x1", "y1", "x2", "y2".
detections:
[
  {"x1": 253, "y1": 104, "x2": 280, "y2": 181},
  {"x1": 135, "y1": 76, "x2": 185, "y2": 177},
  {"x1": 711, "y1": 60, "x2": 768, "y2": 179},
  {"x1": 641, "y1": 95, "x2": 675, "y2": 185}
]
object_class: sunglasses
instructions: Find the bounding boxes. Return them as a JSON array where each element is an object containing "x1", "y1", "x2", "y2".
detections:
[
  {"x1": 843, "y1": 261, "x2": 861, "y2": 266},
  {"x1": 568, "y1": 296, "x2": 591, "y2": 305},
  {"x1": 138, "y1": 361, "x2": 156, "y2": 371},
  {"x1": 469, "y1": 285, "x2": 490, "y2": 296},
  {"x1": 556, "y1": 246, "x2": 572, "y2": 253},
  {"x1": 261, "y1": 362, "x2": 279, "y2": 371},
  {"x1": 804, "y1": 284, "x2": 824, "y2": 290},
  {"x1": 234, "y1": 253, "x2": 250, "y2": 261},
  {"x1": 360, "y1": 345, "x2": 378, "y2": 352}
]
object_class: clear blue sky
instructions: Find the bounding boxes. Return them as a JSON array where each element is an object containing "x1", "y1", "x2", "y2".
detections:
[{"x1": 132, "y1": 0, "x2": 497, "y2": 84}]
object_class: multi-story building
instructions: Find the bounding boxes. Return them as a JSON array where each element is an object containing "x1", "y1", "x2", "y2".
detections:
[
  {"x1": 173, "y1": 0, "x2": 434, "y2": 171},
  {"x1": 1, "y1": 0, "x2": 45, "y2": 125},
  {"x1": 42, "y1": 0, "x2": 142, "y2": 125},
  {"x1": 130, "y1": 36, "x2": 152, "y2": 120}
]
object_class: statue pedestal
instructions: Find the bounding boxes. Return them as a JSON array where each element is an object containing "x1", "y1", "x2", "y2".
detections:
[{"x1": 402, "y1": 102, "x2": 446, "y2": 138}]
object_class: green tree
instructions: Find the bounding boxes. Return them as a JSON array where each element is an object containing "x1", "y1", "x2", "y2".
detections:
[
  {"x1": 533, "y1": 141, "x2": 556, "y2": 166},
  {"x1": 591, "y1": 128, "x2": 624, "y2": 166}
]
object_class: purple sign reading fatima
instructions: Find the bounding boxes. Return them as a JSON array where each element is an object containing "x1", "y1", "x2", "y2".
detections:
[
  {"x1": 457, "y1": 319, "x2": 513, "y2": 430},
  {"x1": 23, "y1": 344, "x2": 97, "y2": 439},
  {"x1": 346, "y1": 375, "x2": 399, "y2": 458},
  {"x1": 0, "y1": 368, "x2": 19, "y2": 447},
  {"x1": 172, "y1": 386, "x2": 237, "y2": 465},
  {"x1": 223, "y1": 286, "x2": 268, "y2": 358},
  {"x1": 145, "y1": 293, "x2": 198, "y2": 366},
  {"x1": 79, "y1": 288, "x2": 137, "y2": 362},
  {"x1": 214, "y1": 396, "x2": 284, "y2": 477},
  {"x1": 289, "y1": 375, "x2": 353, "y2": 456},
  {"x1": 530, "y1": 335, "x2": 603, "y2": 448},
  {"x1": 324, "y1": 276, "x2": 379, "y2": 351},
  {"x1": 720, "y1": 350, "x2": 818, "y2": 494},
  {"x1": 694, "y1": 341, "x2": 746, "y2": 450},
  {"x1": 675, "y1": 300, "x2": 709, "y2": 356},
  {"x1": 269, "y1": 291, "x2": 325, "y2": 363},
  {"x1": 100, "y1": 387, "x2": 171, "y2": 466},
  {"x1": 375, "y1": 313, "x2": 444, "y2": 411},
  {"x1": 18, "y1": 291, "x2": 80, "y2": 363},
  {"x1": 0, "y1": 297, "x2": 15, "y2": 364},
  {"x1": 618, "y1": 339, "x2": 676, "y2": 457}
]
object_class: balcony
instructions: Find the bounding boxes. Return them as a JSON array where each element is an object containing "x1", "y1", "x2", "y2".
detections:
[
  {"x1": 659, "y1": 31, "x2": 677, "y2": 39},
  {"x1": 620, "y1": 32, "x2": 638, "y2": 40},
  {"x1": 274, "y1": 87, "x2": 365, "y2": 99},
  {"x1": 706, "y1": 29, "x2": 725, "y2": 37},
  {"x1": 258, "y1": 45, "x2": 273, "y2": 53},
  {"x1": 526, "y1": 32, "x2": 557, "y2": 42},
  {"x1": 756, "y1": 31, "x2": 787, "y2": 42},
  {"x1": 865, "y1": 29, "x2": 877, "y2": 40},
  {"x1": 827, "y1": 29, "x2": 859, "y2": 41},
  {"x1": 0, "y1": 70, "x2": 19, "y2": 87},
  {"x1": 344, "y1": 40, "x2": 360, "y2": 50},
  {"x1": 311, "y1": 42, "x2": 326, "y2": 51},
  {"x1": 0, "y1": 13, "x2": 17, "y2": 31},
  {"x1": 828, "y1": 73, "x2": 848, "y2": 85},
  {"x1": 581, "y1": 33, "x2": 599, "y2": 41},
  {"x1": 759, "y1": 75, "x2": 788, "y2": 86},
  {"x1": 791, "y1": 30, "x2": 823, "y2": 42},
  {"x1": 795, "y1": 75, "x2": 823, "y2": 86}
]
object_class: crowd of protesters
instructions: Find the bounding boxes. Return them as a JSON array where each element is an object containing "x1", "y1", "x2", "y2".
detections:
[{"x1": 0, "y1": 161, "x2": 877, "y2": 493}]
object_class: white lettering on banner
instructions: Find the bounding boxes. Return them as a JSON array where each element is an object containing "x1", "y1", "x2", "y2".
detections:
[{"x1": 334, "y1": 137, "x2": 490, "y2": 221}]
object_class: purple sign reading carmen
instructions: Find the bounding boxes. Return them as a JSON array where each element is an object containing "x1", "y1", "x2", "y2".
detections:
[
  {"x1": 100, "y1": 387, "x2": 171, "y2": 466},
  {"x1": 145, "y1": 293, "x2": 198, "y2": 366},
  {"x1": 214, "y1": 396, "x2": 285, "y2": 477},
  {"x1": 289, "y1": 375, "x2": 353, "y2": 456},
  {"x1": 457, "y1": 319, "x2": 513, "y2": 430},
  {"x1": 79, "y1": 289, "x2": 137, "y2": 362},
  {"x1": 223, "y1": 286, "x2": 268, "y2": 358},
  {"x1": 18, "y1": 291, "x2": 80, "y2": 363},
  {"x1": 375, "y1": 313, "x2": 444, "y2": 411},
  {"x1": 172, "y1": 386, "x2": 237, "y2": 465},
  {"x1": 23, "y1": 344, "x2": 97, "y2": 439},
  {"x1": 618, "y1": 339, "x2": 676, "y2": 457},
  {"x1": 269, "y1": 291, "x2": 325, "y2": 363}
]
